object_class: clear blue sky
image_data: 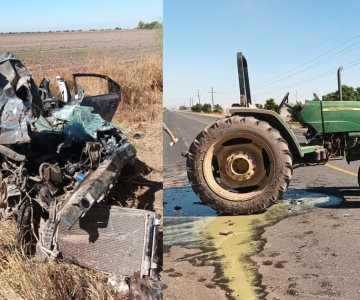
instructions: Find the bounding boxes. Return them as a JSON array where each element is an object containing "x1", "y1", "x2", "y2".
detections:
[
  {"x1": 164, "y1": 0, "x2": 360, "y2": 108},
  {"x1": 0, "y1": 0, "x2": 162, "y2": 32}
]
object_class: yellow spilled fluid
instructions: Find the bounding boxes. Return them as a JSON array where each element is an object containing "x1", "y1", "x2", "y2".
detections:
[{"x1": 202, "y1": 202, "x2": 289, "y2": 300}]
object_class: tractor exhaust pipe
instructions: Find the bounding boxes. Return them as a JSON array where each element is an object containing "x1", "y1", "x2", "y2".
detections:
[
  {"x1": 237, "y1": 52, "x2": 252, "y2": 107},
  {"x1": 338, "y1": 66, "x2": 343, "y2": 101}
]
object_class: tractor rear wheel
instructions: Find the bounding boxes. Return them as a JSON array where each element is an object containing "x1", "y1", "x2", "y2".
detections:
[{"x1": 187, "y1": 115, "x2": 293, "y2": 214}]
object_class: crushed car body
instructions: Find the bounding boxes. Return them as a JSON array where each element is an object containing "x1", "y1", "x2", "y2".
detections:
[{"x1": 0, "y1": 52, "x2": 159, "y2": 278}]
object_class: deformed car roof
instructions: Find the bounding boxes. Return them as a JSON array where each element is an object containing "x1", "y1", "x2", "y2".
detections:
[{"x1": 0, "y1": 52, "x2": 42, "y2": 144}]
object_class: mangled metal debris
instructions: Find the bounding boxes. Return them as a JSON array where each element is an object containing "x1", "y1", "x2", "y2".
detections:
[
  {"x1": 0, "y1": 52, "x2": 159, "y2": 278},
  {"x1": 0, "y1": 52, "x2": 42, "y2": 144}
]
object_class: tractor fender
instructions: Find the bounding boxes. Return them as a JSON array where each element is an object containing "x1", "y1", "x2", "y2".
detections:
[{"x1": 229, "y1": 107, "x2": 304, "y2": 161}]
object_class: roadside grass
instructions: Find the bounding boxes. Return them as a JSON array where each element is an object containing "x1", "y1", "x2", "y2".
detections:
[
  {"x1": 0, "y1": 221, "x2": 123, "y2": 300},
  {"x1": 31, "y1": 54, "x2": 163, "y2": 153}
]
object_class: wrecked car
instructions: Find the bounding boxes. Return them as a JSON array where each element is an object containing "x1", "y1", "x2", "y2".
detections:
[{"x1": 0, "y1": 52, "x2": 159, "y2": 278}]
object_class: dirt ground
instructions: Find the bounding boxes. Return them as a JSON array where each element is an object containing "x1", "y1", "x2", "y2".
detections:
[
  {"x1": 0, "y1": 30, "x2": 158, "y2": 72},
  {"x1": 119, "y1": 148, "x2": 163, "y2": 215},
  {"x1": 116, "y1": 119, "x2": 163, "y2": 216}
]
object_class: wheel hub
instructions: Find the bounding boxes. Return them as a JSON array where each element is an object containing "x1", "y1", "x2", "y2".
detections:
[
  {"x1": 213, "y1": 142, "x2": 267, "y2": 190},
  {"x1": 225, "y1": 151, "x2": 256, "y2": 181}
]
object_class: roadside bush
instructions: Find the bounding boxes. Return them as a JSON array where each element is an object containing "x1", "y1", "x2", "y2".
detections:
[
  {"x1": 202, "y1": 103, "x2": 212, "y2": 113},
  {"x1": 191, "y1": 103, "x2": 203, "y2": 112},
  {"x1": 213, "y1": 104, "x2": 223, "y2": 113},
  {"x1": 264, "y1": 98, "x2": 279, "y2": 113}
]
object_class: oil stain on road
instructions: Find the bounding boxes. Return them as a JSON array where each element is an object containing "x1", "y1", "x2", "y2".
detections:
[{"x1": 164, "y1": 187, "x2": 343, "y2": 299}]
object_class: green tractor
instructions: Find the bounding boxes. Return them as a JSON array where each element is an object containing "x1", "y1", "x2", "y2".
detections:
[{"x1": 187, "y1": 53, "x2": 360, "y2": 214}]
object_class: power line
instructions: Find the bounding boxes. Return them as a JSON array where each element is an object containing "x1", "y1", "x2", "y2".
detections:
[
  {"x1": 256, "y1": 40, "x2": 360, "y2": 90},
  {"x1": 254, "y1": 57, "x2": 360, "y2": 98},
  {"x1": 208, "y1": 87, "x2": 216, "y2": 108},
  {"x1": 254, "y1": 70, "x2": 335, "y2": 98},
  {"x1": 255, "y1": 31, "x2": 360, "y2": 89},
  {"x1": 309, "y1": 19, "x2": 360, "y2": 51},
  {"x1": 344, "y1": 57, "x2": 360, "y2": 68}
]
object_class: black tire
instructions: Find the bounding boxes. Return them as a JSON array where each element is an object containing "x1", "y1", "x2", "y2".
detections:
[
  {"x1": 16, "y1": 202, "x2": 33, "y2": 250},
  {"x1": 187, "y1": 115, "x2": 293, "y2": 214}
]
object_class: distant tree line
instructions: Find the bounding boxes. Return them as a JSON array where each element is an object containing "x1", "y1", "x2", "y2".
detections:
[
  {"x1": 1, "y1": 21, "x2": 164, "y2": 34},
  {"x1": 137, "y1": 21, "x2": 163, "y2": 30},
  {"x1": 321, "y1": 85, "x2": 360, "y2": 101},
  {"x1": 179, "y1": 103, "x2": 223, "y2": 114},
  {"x1": 0, "y1": 27, "x2": 127, "y2": 35}
]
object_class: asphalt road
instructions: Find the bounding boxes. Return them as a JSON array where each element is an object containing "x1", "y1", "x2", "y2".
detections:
[
  {"x1": 164, "y1": 110, "x2": 360, "y2": 300},
  {"x1": 163, "y1": 111, "x2": 224, "y2": 188},
  {"x1": 164, "y1": 110, "x2": 360, "y2": 189}
]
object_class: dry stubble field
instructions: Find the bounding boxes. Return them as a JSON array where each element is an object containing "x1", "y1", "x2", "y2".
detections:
[
  {"x1": 1, "y1": 30, "x2": 158, "y2": 70},
  {"x1": 0, "y1": 29, "x2": 163, "y2": 299}
]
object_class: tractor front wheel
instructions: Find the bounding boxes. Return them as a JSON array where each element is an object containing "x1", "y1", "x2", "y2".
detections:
[{"x1": 186, "y1": 115, "x2": 293, "y2": 214}]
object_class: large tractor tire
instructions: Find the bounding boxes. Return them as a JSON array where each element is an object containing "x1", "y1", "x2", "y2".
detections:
[{"x1": 187, "y1": 115, "x2": 293, "y2": 214}]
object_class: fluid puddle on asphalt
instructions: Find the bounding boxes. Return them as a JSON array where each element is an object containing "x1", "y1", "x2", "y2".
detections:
[{"x1": 164, "y1": 187, "x2": 343, "y2": 300}]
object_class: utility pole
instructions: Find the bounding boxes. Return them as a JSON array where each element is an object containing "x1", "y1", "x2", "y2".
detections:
[
  {"x1": 189, "y1": 97, "x2": 192, "y2": 108},
  {"x1": 197, "y1": 90, "x2": 201, "y2": 104},
  {"x1": 208, "y1": 87, "x2": 216, "y2": 109}
]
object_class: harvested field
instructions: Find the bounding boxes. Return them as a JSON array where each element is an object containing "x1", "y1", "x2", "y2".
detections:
[
  {"x1": 0, "y1": 29, "x2": 163, "y2": 299},
  {"x1": 0, "y1": 30, "x2": 159, "y2": 71}
]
